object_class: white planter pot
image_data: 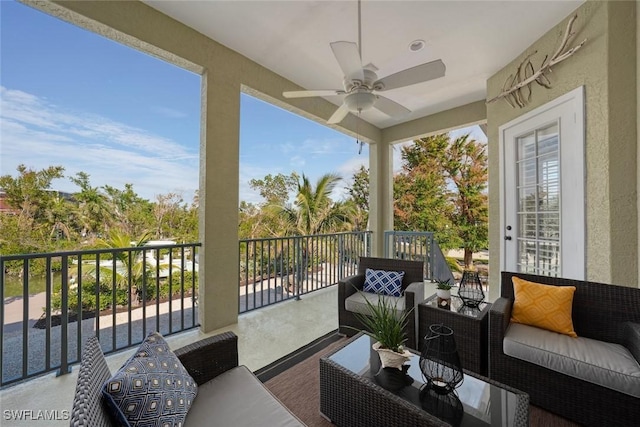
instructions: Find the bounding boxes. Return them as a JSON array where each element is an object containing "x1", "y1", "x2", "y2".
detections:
[
  {"x1": 372, "y1": 341, "x2": 412, "y2": 370},
  {"x1": 436, "y1": 289, "x2": 451, "y2": 300}
]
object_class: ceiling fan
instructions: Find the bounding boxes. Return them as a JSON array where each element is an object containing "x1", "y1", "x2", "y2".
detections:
[{"x1": 282, "y1": 0, "x2": 446, "y2": 125}]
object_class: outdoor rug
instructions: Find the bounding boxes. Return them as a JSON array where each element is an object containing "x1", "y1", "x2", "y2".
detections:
[{"x1": 260, "y1": 333, "x2": 579, "y2": 427}]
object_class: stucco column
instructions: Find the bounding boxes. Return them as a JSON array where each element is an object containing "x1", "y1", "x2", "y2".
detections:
[
  {"x1": 198, "y1": 70, "x2": 241, "y2": 332},
  {"x1": 368, "y1": 141, "x2": 394, "y2": 257}
]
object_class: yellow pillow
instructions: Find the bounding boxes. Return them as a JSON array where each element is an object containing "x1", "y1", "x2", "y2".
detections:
[{"x1": 511, "y1": 277, "x2": 577, "y2": 337}]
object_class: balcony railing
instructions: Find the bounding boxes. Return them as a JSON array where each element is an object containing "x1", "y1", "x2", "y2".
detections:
[
  {"x1": 384, "y1": 230, "x2": 455, "y2": 284},
  {"x1": 0, "y1": 243, "x2": 200, "y2": 387},
  {"x1": 1, "y1": 229, "x2": 451, "y2": 387},
  {"x1": 239, "y1": 231, "x2": 372, "y2": 313}
]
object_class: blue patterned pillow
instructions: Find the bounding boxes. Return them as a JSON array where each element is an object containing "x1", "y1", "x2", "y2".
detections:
[
  {"x1": 363, "y1": 268, "x2": 405, "y2": 297},
  {"x1": 102, "y1": 332, "x2": 198, "y2": 427}
]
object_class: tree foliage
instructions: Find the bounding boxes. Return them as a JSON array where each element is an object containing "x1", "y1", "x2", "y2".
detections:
[
  {"x1": 393, "y1": 133, "x2": 488, "y2": 267},
  {"x1": 0, "y1": 165, "x2": 199, "y2": 256}
]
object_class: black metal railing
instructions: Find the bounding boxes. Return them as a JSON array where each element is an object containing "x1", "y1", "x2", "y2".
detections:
[
  {"x1": 239, "y1": 231, "x2": 372, "y2": 313},
  {"x1": 0, "y1": 242, "x2": 199, "y2": 387},
  {"x1": 383, "y1": 230, "x2": 455, "y2": 284}
]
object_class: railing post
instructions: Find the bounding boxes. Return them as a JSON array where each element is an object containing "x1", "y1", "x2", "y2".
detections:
[
  {"x1": 57, "y1": 256, "x2": 71, "y2": 377},
  {"x1": 338, "y1": 234, "x2": 344, "y2": 280},
  {"x1": 429, "y1": 235, "x2": 436, "y2": 281}
]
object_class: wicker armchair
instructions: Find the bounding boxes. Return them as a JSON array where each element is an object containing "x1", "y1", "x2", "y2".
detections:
[
  {"x1": 490, "y1": 271, "x2": 640, "y2": 426},
  {"x1": 338, "y1": 257, "x2": 424, "y2": 350}
]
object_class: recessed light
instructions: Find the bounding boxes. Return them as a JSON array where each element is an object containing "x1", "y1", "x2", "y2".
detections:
[{"x1": 409, "y1": 39, "x2": 425, "y2": 52}]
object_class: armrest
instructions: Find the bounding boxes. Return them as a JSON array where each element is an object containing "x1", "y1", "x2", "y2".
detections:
[
  {"x1": 338, "y1": 274, "x2": 365, "y2": 302},
  {"x1": 175, "y1": 331, "x2": 238, "y2": 386},
  {"x1": 489, "y1": 297, "x2": 513, "y2": 342},
  {"x1": 404, "y1": 281, "x2": 424, "y2": 311}
]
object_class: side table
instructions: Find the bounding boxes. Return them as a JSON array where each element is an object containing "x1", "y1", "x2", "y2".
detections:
[{"x1": 418, "y1": 294, "x2": 491, "y2": 376}]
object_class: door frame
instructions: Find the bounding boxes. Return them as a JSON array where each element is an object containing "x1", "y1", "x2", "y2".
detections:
[{"x1": 498, "y1": 86, "x2": 585, "y2": 278}]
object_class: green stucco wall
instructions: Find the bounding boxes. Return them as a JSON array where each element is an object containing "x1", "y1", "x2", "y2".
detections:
[{"x1": 487, "y1": 0, "x2": 637, "y2": 297}]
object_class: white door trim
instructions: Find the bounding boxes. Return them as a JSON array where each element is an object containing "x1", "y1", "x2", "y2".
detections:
[{"x1": 498, "y1": 86, "x2": 585, "y2": 278}]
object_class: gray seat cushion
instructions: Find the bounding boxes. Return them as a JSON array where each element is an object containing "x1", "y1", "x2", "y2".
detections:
[
  {"x1": 504, "y1": 323, "x2": 640, "y2": 398},
  {"x1": 344, "y1": 291, "x2": 405, "y2": 318},
  {"x1": 185, "y1": 365, "x2": 304, "y2": 427}
]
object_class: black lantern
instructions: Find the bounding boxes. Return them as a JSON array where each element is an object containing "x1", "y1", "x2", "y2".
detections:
[
  {"x1": 458, "y1": 270, "x2": 485, "y2": 307},
  {"x1": 420, "y1": 324, "x2": 464, "y2": 395}
]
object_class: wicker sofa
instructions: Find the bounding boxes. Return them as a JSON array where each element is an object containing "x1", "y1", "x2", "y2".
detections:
[
  {"x1": 69, "y1": 331, "x2": 305, "y2": 426},
  {"x1": 490, "y1": 272, "x2": 640, "y2": 426},
  {"x1": 338, "y1": 257, "x2": 424, "y2": 350}
]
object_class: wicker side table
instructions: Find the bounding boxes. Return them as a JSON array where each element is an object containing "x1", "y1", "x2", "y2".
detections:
[{"x1": 418, "y1": 294, "x2": 491, "y2": 376}]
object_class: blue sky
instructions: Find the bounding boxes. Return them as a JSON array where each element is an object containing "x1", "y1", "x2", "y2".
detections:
[{"x1": 1, "y1": 1, "x2": 483, "y2": 205}]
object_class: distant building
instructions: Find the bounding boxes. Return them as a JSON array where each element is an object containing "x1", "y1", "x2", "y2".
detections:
[{"x1": 0, "y1": 190, "x2": 18, "y2": 215}]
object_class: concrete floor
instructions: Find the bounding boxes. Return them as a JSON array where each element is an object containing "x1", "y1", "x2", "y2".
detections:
[
  {"x1": 0, "y1": 286, "x2": 340, "y2": 426},
  {"x1": 0, "y1": 282, "x2": 438, "y2": 426}
]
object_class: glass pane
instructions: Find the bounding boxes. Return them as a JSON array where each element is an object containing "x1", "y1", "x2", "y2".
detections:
[
  {"x1": 518, "y1": 159, "x2": 537, "y2": 188},
  {"x1": 538, "y1": 241, "x2": 560, "y2": 276},
  {"x1": 518, "y1": 213, "x2": 536, "y2": 238},
  {"x1": 517, "y1": 132, "x2": 536, "y2": 160},
  {"x1": 518, "y1": 240, "x2": 536, "y2": 268},
  {"x1": 518, "y1": 186, "x2": 537, "y2": 212},
  {"x1": 537, "y1": 123, "x2": 559, "y2": 155},
  {"x1": 538, "y1": 213, "x2": 560, "y2": 239}
]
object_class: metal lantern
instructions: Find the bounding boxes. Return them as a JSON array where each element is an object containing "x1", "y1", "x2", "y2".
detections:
[
  {"x1": 458, "y1": 270, "x2": 485, "y2": 307},
  {"x1": 419, "y1": 324, "x2": 464, "y2": 395}
]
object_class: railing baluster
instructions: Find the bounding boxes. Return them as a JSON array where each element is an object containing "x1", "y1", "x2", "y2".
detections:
[
  {"x1": 95, "y1": 253, "x2": 100, "y2": 342},
  {"x1": 155, "y1": 248, "x2": 160, "y2": 334},
  {"x1": 77, "y1": 255, "x2": 83, "y2": 364},
  {"x1": 58, "y1": 257, "x2": 70, "y2": 376},
  {"x1": 168, "y1": 249, "x2": 173, "y2": 335},
  {"x1": 112, "y1": 254, "x2": 117, "y2": 352},
  {"x1": 22, "y1": 259, "x2": 29, "y2": 380},
  {"x1": 0, "y1": 258, "x2": 5, "y2": 386},
  {"x1": 45, "y1": 257, "x2": 52, "y2": 372}
]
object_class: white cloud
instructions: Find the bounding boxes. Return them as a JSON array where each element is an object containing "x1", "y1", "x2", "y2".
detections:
[
  {"x1": 0, "y1": 86, "x2": 198, "y2": 200},
  {"x1": 289, "y1": 155, "x2": 306, "y2": 168}
]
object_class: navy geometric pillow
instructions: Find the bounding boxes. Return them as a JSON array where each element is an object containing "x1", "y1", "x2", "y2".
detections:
[
  {"x1": 102, "y1": 332, "x2": 198, "y2": 427},
  {"x1": 363, "y1": 268, "x2": 405, "y2": 297}
]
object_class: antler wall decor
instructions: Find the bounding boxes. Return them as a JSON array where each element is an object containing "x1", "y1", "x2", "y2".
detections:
[{"x1": 487, "y1": 14, "x2": 587, "y2": 108}]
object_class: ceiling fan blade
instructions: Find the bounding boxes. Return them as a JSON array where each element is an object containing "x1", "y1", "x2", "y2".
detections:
[
  {"x1": 330, "y1": 41, "x2": 364, "y2": 81},
  {"x1": 327, "y1": 104, "x2": 351, "y2": 124},
  {"x1": 374, "y1": 95, "x2": 411, "y2": 118},
  {"x1": 374, "y1": 59, "x2": 446, "y2": 91},
  {"x1": 283, "y1": 90, "x2": 343, "y2": 99}
]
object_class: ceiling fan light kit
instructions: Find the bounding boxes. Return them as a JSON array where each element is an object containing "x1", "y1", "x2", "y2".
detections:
[
  {"x1": 282, "y1": 0, "x2": 445, "y2": 125},
  {"x1": 344, "y1": 90, "x2": 376, "y2": 112}
]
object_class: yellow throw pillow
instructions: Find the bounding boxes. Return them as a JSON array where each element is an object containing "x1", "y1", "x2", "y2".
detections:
[{"x1": 511, "y1": 277, "x2": 578, "y2": 337}]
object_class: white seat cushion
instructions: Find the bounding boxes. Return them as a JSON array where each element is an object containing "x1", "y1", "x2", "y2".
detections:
[
  {"x1": 504, "y1": 323, "x2": 640, "y2": 398},
  {"x1": 345, "y1": 292, "x2": 405, "y2": 318},
  {"x1": 185, "y1": 366, "x2": 304, "y2": 427}
]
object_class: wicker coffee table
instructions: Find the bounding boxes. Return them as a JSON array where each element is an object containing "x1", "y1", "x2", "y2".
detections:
[
  {"x1": 320, "y1": 332, "x2": 528, "y2": 427},
  {"x1": 419, "y1": 294, "x2": 491, "y2": 375}
]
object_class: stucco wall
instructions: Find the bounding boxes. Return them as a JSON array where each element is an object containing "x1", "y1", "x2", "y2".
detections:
[{"x1": 487, "y1": 0, "x2": 638, "y2": 297}]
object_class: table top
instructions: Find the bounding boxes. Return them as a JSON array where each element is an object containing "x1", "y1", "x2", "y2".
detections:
[
  {"x1": 422, "y1": 294, "x2": 490, "y2": 320},
  {"x1": 326, "y1": 332, "x2": 528, "y2": 427}
]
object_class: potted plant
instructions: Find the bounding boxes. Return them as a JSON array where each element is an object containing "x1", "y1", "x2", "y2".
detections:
[
  {"x1": 354, "y1": 294, "x2": 413, "y2": 369},
  {"x1": 435, "y1": 279, "x2": 452, "y2": 309}
]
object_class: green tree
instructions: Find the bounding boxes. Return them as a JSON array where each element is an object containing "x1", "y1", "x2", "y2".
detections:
[
  {"x1": 70, "y1": 172, "x2": 109, "y2": 237},
  {"x1": 103, "y1": 184, "x2": 153, "y2": 237},
  {"x1": 249, "y1": 173, "x2": 299, "y2": 205},
  {"x1": 393, "y1": 137, "x2": 457, "y2": 248},
  {"x1": 440, "y1": 134, "x2": 488, "y2": 268},
  {"x1": 0, "y1": 164, "x2": 66, "y2": 251},
  {"x1": 346, "y1": 166, "x2": 369, "y2": 230},
  {"x1": 394, "y1": 133, "x2": 488, "y2": 268}
]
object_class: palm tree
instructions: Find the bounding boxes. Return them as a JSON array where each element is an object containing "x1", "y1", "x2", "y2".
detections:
[{"x1": 287, "y1": 173, "x2": 348, "y2": 235}]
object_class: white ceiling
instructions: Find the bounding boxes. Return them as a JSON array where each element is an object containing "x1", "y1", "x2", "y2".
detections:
[{"x1": 144, "y1": 0, "x2": 584, "y2": 129}]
